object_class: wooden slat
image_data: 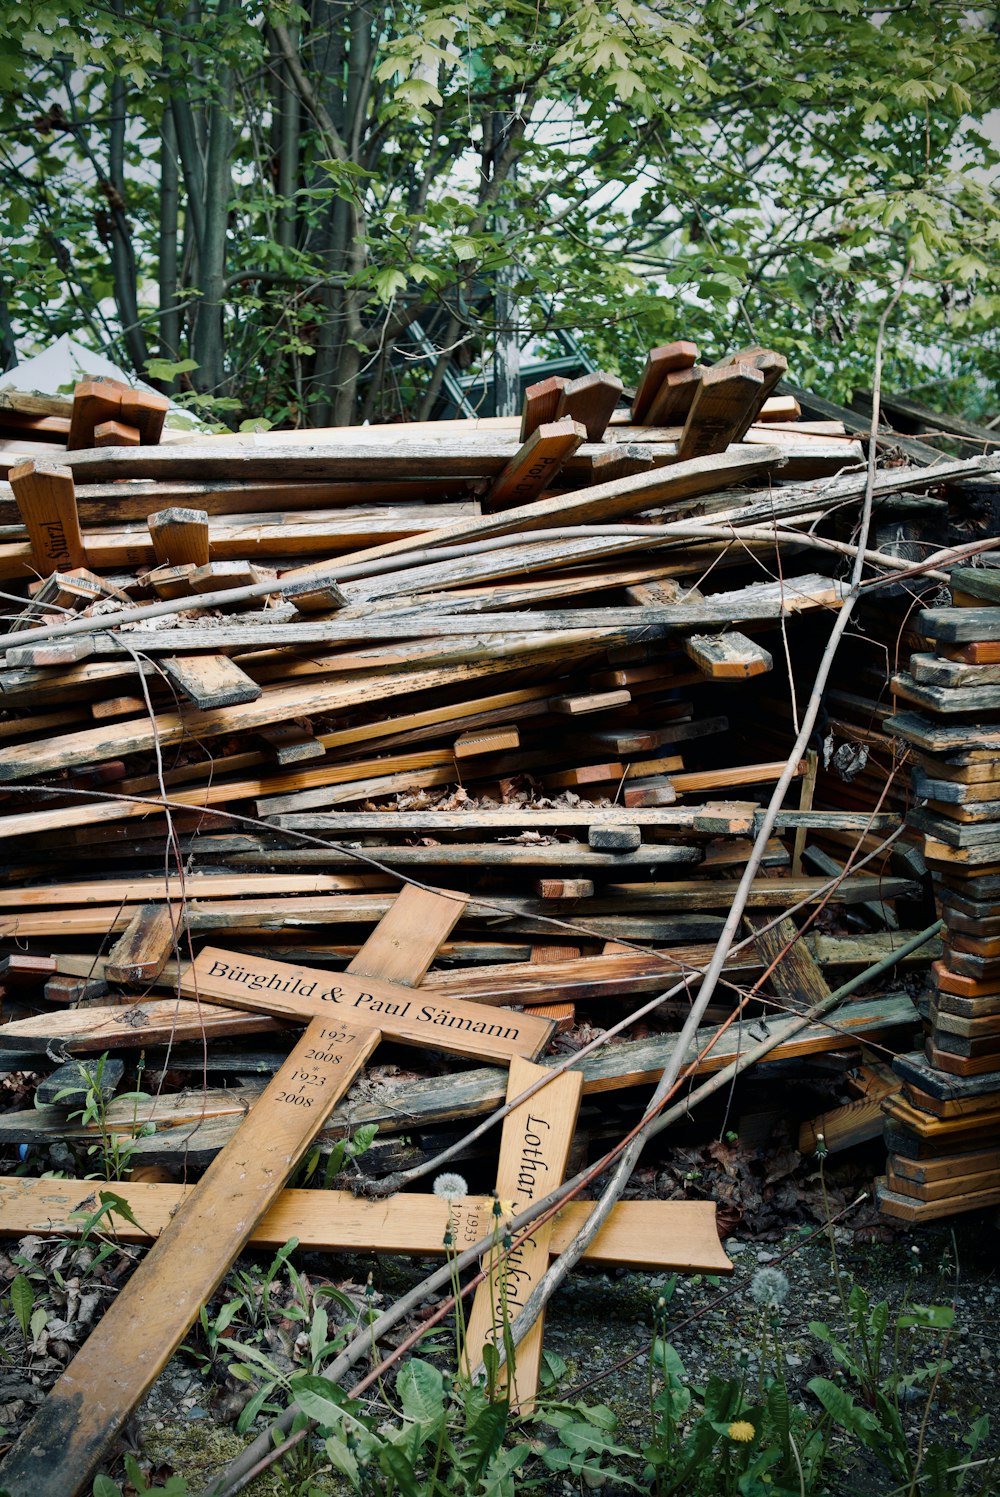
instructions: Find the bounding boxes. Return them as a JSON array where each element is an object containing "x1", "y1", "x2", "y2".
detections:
[
  {"x1": 104, "y1": 903, "x2": 178, "y2": 983},
  {"x1": 519, "y1": 377, "x2": 568, "y2": 442},
  {"x1": 148, "y1": 506, "x2": 210, "y2": 566},
  {"x1": 162, "y1": 655, "x2": 262, "y2": 709},
  {"x1": 556, "y1": 373, "x2": 623, "y2": 441},
  {"x1": 482, "y1": 420, "x2": 585, "y2": 513},
  {"x1": 676, "y1": 364, "x2": 765, "y2": 462},
  {"x1": 630, "y1": 342, "x2": 699, "y2": 422},
  {"x1": 0, "y1": 1177, "x2": 731, "y2": 1271},
  {"x1": 684, "y1": 631, "x2": 773, "y2": 679},
  {"x1": 463, "y1": 1057, "x2": 582, "y2": 1409}
]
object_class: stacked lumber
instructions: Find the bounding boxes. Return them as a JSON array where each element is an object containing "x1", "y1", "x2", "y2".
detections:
[
  {"x1": 881, "y1": 565, "x2": 1000, "y2": 1220},
  {"x1": 1, "y1": 342, "x2": 994, "y2": 1494}
]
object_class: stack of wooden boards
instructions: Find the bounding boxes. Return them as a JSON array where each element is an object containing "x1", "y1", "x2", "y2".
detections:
[
  {"x1": 882, "y1": 564, "x2": 1000, "y2": 1221},
  {"x1": 0, "y1": 342, "x2": 997, "y2": 1494}
]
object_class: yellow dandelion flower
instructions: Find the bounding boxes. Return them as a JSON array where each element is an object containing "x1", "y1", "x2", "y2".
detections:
[{"x1": 727, "y1": 1421, "x2": 756, "y2": 1444}]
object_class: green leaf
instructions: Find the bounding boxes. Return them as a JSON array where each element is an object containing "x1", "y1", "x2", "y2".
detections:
[
  {"x1": 10, "y1": 1273, "x2": 34, "y2": 1337},
  {"x1": 145, "y1": 357, "x2": 199, "y2": 380},
  {"x1": 371, "y1": 268, "x2": 408, "y2": 302},
  {"x1": 92, "y1": 1477, "x2": 122, "y2": 1497},
  {"x1": 288, "y1": 1372, "x2": 348, "y2": 1431},
  {"x1": 396, "y1": 1358, "x2": 445, "y2": 1425}
]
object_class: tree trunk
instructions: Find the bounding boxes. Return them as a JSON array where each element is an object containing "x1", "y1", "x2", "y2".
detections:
[
  {"x1": 158, "y1": 108, "x2": 181, "y2": 371},
  {"x1": 107, "y1": 10, "x2": 150, "y2": 376},
  {"x1": 191, "y1": 0, "x2": 235, "y2": 399}
]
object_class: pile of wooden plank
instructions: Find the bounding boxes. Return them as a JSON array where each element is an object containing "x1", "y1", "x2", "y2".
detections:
[
  {"x1": 881, "y1": 565, "x2": 1000, "y2": 1221},
  {"x1": 0, "y1": 349, "x2": 993, "y2": 1494}
]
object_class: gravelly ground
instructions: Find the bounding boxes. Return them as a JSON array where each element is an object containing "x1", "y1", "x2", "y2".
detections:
[{"x1": 115, "y1": 1211, "x2": 1000, "y2": 1496}]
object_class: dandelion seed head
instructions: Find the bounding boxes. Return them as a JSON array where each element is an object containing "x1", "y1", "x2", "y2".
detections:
[
  {"x1": 432, "y1": 1172, "x2": 468, "y2": 1200},
  {"x1": 727, "y1": 1420, "x2": 755, "y2": 1443},
  {"x1": 750, "y1": 1266, "x2": 789, "y2": 1308}
]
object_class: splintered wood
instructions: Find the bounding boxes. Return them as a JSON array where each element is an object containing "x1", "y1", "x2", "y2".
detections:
[{"x1": 0, "y1": 344, "x2": 991, "y2": 1493}]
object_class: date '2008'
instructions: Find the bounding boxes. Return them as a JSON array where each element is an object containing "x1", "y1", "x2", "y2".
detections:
[{"x1": 276, "y1": 1057, "x2": 343, "y2": 1108}]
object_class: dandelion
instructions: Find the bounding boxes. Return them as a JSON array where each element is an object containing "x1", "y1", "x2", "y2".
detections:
[
  {"x1": 432, "y1": 1172, "x2": 468, "y2": 1200},
  {"x1": 727, "y1": 1420, "x2": 755, "y2": 1443},
  {"x1": 750, "y1": 1267, "x2": 789, "y2": 1309}
]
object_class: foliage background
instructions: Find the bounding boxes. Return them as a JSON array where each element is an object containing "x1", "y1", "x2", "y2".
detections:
[{"x1": 2, "y1": 0, "x2": 999, "y2": 426}]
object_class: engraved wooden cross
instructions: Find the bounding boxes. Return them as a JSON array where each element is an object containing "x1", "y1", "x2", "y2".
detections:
[{"x1": 0, "y1": 886, "x2": 551, "y2": 1497}]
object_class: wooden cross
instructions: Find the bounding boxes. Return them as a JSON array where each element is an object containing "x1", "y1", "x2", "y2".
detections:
[
  {"x1": 0, "y1": 886, "x2": 549, "y2": 1497},
  {"x1": 0, "y1": 1175, "x2": 733, "y2": 1277},
  {"x1": 462, "y1": 1056, "x2": 583, "y2": 1411}
]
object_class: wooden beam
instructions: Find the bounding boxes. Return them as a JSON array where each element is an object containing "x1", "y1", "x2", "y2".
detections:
[
  {"x1": 161, "y1": 655, "x2": 262, "y2": 709},
  {"x1": 482, "y1": 420, "x2": 585, "y2": 513},
  {"x1": 9, "y1": 460, "x2": 86, "y2": 571},
  {"x1": 630, "y1": 342, "x2": 699, "y2": 423},
  {"x1": 556, "y1": 372, "x2": 624, "y2": 441},
  {"x1": 0, "y1": 1176, "x2": 732, "y2": 1272}
]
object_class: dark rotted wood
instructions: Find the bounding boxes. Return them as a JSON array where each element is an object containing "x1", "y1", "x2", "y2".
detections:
[
  {"x1": 892, "y1": 1048, "x2": 1000, "y2": 1101},
  {"x1": 587, "y1": 825, "x2": 642, "y2": 852},
  {"x1": 35, "y1": 1057, "x2": 124, "y2": 1108},
  {"x1": 745, "y1": 915, "x2": 832, "y2": 1014},
  {"x1": 913, "y1": 769, "x2": 1000, "y2": 804},
  {"x1": 104, "y1": 904, "x2": 179, "y2": 984},
  {"x1": 910, "y1": 806, "x2": 1000, "y2": 848}
]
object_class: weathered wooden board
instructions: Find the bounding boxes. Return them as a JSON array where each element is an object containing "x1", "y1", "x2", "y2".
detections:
[
  {"x1": 0, "y1": 1176, "x2": 731, "y2": 1272},
  {"x1": 104, "y1": 903, "x2": 178, "y2": 983},
  {"x1": 918, "y1": 607, "x2": 1000, "y2": 643},
  {"x1": 161, "y1": 655, "x2": 262, "y2": 708},
  {"x1": 463, "y1": 1057, "x2": 582, "y2": 1408}
]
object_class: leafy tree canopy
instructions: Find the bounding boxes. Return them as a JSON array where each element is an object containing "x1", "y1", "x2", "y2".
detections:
[{"x1": 1, "y1": 0, "x2": 998, "y2": 425}]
